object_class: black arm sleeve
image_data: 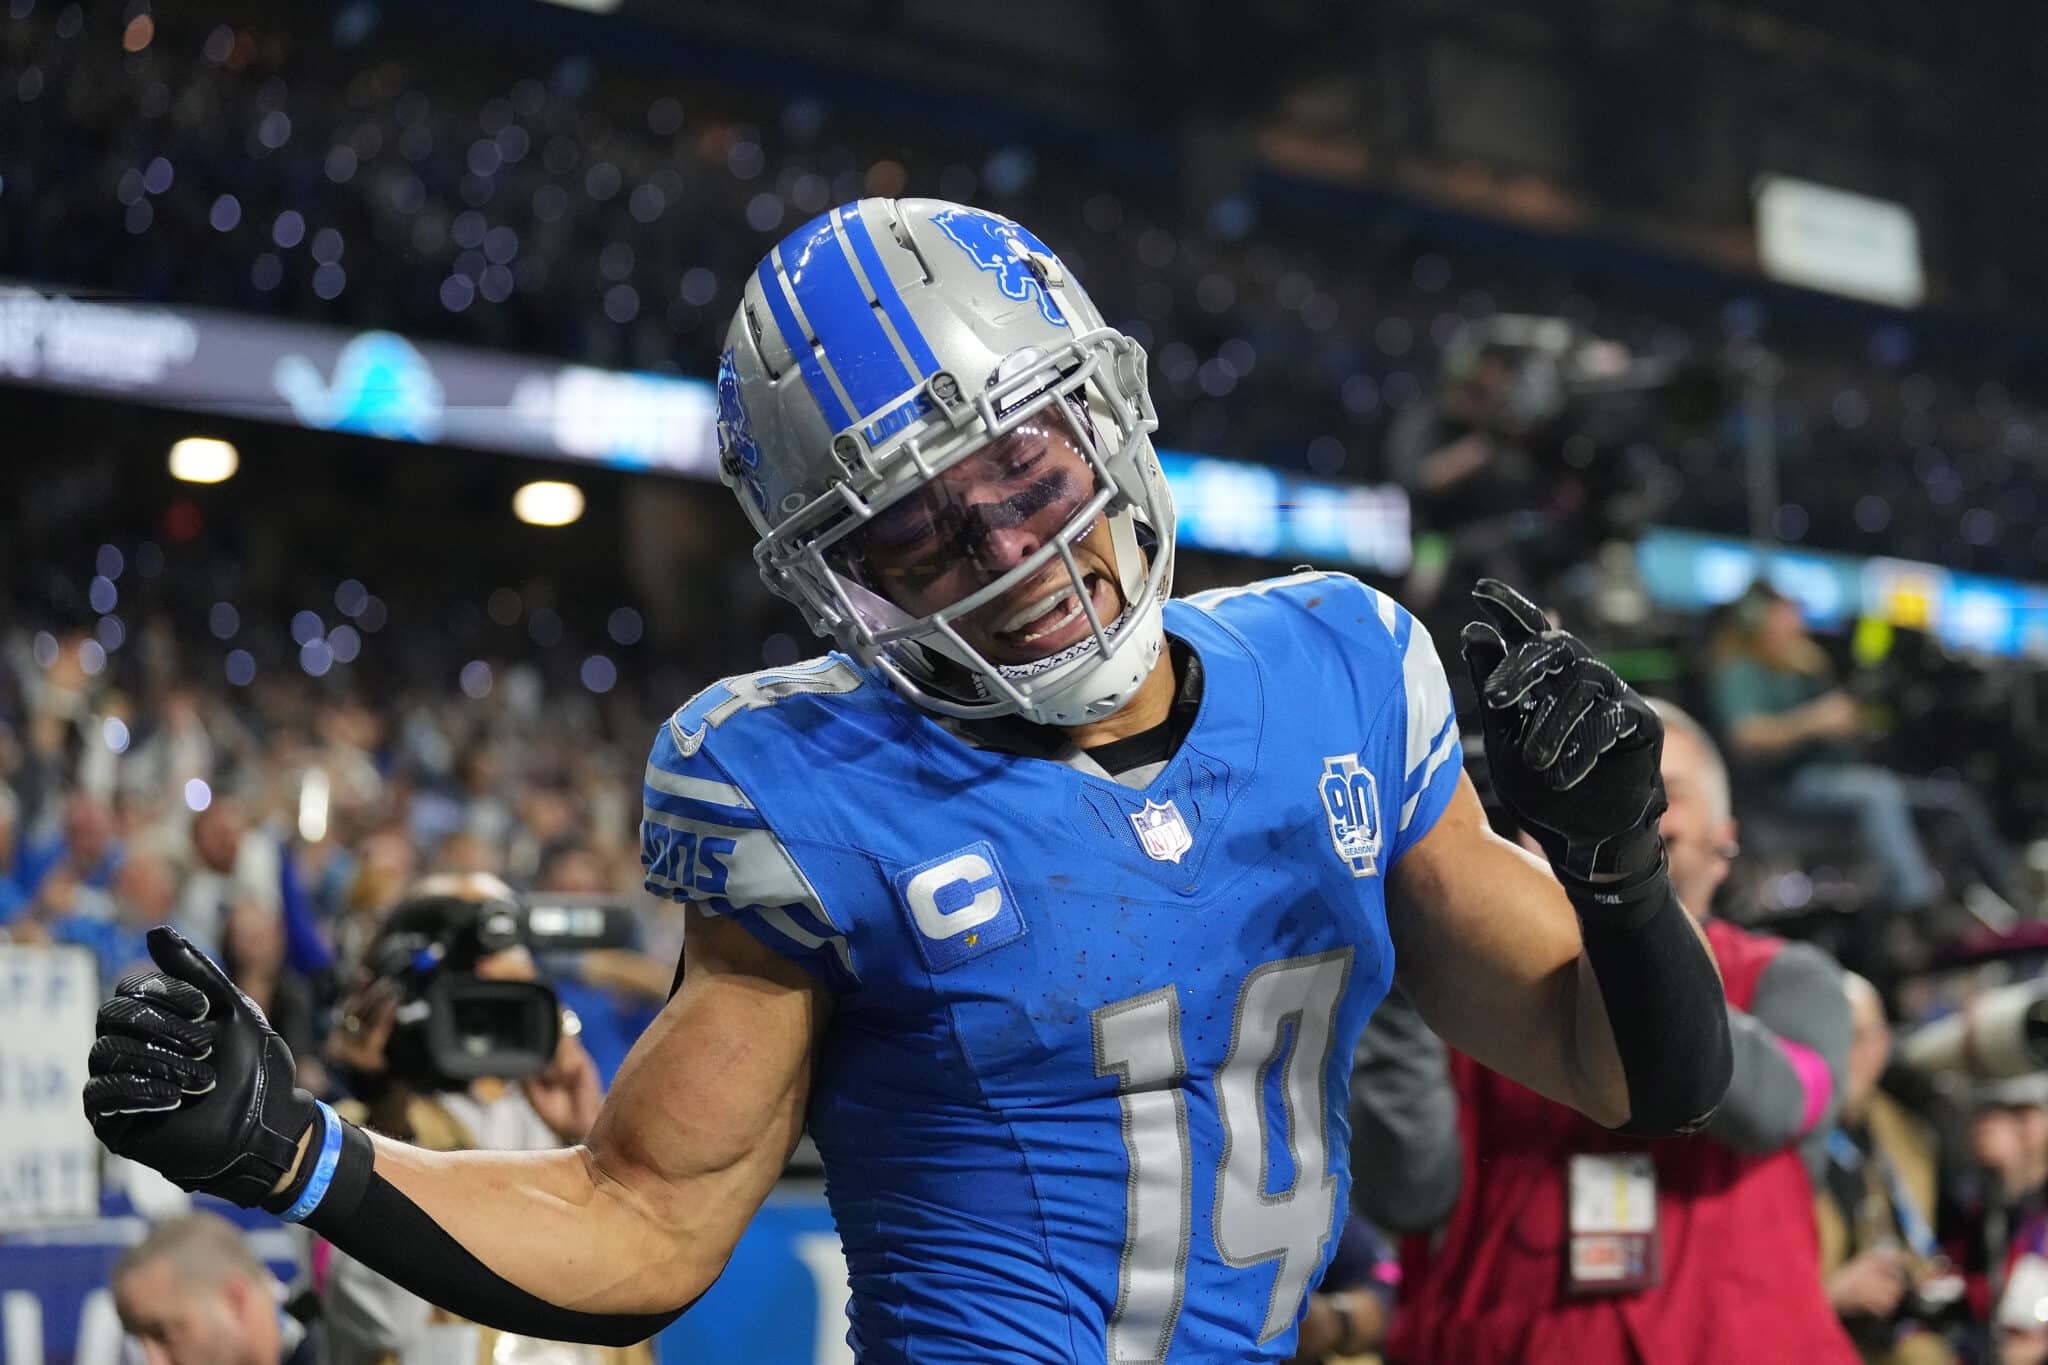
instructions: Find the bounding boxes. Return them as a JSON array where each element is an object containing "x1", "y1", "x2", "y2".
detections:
[
  {"x1": 1572, "y1": 873, "x2": 1734, "y2": 1138},
  {"x1": 286, "y1": 1123, "x2": 694, "y2": 1346}
]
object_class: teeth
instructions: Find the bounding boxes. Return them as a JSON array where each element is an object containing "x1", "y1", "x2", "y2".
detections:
[
  {"x1": 1016, "y1": 595, "x2": 1086, "y2": 644},
  {"x1": 998, "y1": 583, "x2": 1079, "y2": 636}
]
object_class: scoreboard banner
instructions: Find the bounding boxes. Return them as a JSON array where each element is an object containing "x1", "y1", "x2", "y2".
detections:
[
  {"x1": 0, "y1": 284, "x2": 721, "y2": 475},
  {"x1": 0, "y1": 282, "x2": 1411, "y2": 574}
]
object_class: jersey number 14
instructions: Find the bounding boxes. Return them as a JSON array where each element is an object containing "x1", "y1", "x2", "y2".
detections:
[{"x1": 1091, "y1": 948, "x2": 1352, "y2": 1360}]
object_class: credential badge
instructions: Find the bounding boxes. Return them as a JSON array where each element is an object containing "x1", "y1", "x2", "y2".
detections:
[
  {"x1": 1320, "y1": 754, "x2": 1382, "y2": 878},
  {"x1": 1130, "y1": 798, "x2": 1193, "y2": 865}
]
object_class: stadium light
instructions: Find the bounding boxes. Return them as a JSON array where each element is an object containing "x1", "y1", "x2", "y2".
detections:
[
  {"x1": 168, "y1": 437, "x2": 239, "y2": 484},
  {"x1": 513, "y1": 479, "x2": 585, "y2": 527}
]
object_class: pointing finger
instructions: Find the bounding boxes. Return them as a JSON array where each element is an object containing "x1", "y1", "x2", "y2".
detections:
[{"x1": 1471, "y1": 578, "x2": 1554, "y2": 644}]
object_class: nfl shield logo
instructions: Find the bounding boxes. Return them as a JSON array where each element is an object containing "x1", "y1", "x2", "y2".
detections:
[{"x1": 1129, "y1": 798, "x2": 1193, "y2": 864}]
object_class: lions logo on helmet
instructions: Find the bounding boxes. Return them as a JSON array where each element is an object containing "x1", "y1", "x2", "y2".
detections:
[
  {"x1": 928, "y1": 207, "x2": 1069, "y2": 328},
  {"x1": 717, "y1": 198, "x2": 1175, "y2": 729},
  {"x1": 715, "y1": 347, "x2": 767, "y2": 513}
]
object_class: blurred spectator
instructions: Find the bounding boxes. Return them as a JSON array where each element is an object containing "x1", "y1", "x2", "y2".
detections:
[
  {"x1": 1385, "y1": 336, "x2": 1568, "y2": 608},
  {"x1": 120, "y1": 688, "x2": 219, "y2": 804},
  {"x1": 430, "y1": 829, "x2": 499, "y2": 878},
  {"x1": 327, "y1": 830, "x2": 412, "y2": 965},
  {"x1": 1968, "y1": 1090, "x2": 2048, "y2": 1207},
  {"x1": 1818, "y1": 973, "x2": 1960, "y2": 1363},
  {"x1": 14, "y1": 789, "x2": 125, "y2": 907},
  {"x1": 407, "y1": 741, "x2": 516, "y2": 855},
  {"x1": 1290, "y1": 1213, "x2": 1397, "y2": 1364},
  {"x1": 507, "y1": 783, "x2": 581, "y2": 886},
  {"x1": 536, "y1": 839, "x2": 670, "y2": 1085},
  {"x1": 1710, "y1": 581, "x2": 2018, "y2": 918},
  {"x1": 46, "y1": 848, "x2": 177, "y2": 990},
  {"x1": 112, "y1": 1211, "x2": 313, "y2": 1365},
  {"x1": 536, "y1": 840, "x2": 608, "y2": 896},
  {"x1": 1366, "y1": 700, "x2": 1857, "y2": 1364},
  {"x1": 0, "y1": 781, "x2": 25, "y2": 924},
  {"x1": 221, "y1": 899, "x2": 323, "y2": 1090},
  {"x1": 1964, "y1": 1079, "x2": 2048, "y2": 1287},
  {"x1": 177, "y1": 798, "x2": 283, "y2": 952},
  {"x1": 1971, "y1": 1079, "x2": 2048, "y2": 1365}
]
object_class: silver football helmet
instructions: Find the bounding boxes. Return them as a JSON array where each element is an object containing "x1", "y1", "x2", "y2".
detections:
[{"x1": 715, "y1": 198, "x2": 1174, "y2": 727}]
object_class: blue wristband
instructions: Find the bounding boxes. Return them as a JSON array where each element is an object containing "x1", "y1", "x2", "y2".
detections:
[{"x1": 280, "y1": 1102, "x2": 344, "y2": 1224}]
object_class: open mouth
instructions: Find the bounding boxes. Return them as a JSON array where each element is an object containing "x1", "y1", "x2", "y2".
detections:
[{"x1": 987, "y1": 571, "x2": 1118, "y2": 661}]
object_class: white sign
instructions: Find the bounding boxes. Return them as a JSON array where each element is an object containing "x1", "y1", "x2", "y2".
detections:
[
  {"x1": 0, "y1": 947, "x2": 100, "y2": 1230},
  {"x1": 0, "y1": 289, "x2": 198, "y2": 388},
  {"x1": 1755, "y1": 175, "x2": 1925, "y2": 308}
]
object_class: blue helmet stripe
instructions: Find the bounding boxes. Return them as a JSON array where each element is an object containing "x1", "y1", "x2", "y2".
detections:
[
  {"x1": 776, "y1": 211, "x2": 920, "y2": 422},
  {"x1": 840, "y1": 204, "x2": 941, "y2": 379},
  {"x1": 754, "y1": 254, "x2": 854, "y2": 433}
]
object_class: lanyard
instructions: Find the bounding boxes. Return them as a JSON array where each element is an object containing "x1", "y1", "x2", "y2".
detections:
[{"x1": 1829, "y1": 1127, "x2": 1938, "y2": 1261}]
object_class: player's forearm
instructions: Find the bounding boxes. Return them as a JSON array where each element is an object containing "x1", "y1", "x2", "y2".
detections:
[
  {"x1": 1566, "y1": 952, "x2": 1632, "y2": 1128},
  {"x1": 1571, "y1": 875, "x2": 1732, "y2": 1137},
  {"x1": 364, "y1": 1134, "x2": 719, "y2": 1313},
  {"x1": 266, "y1": 1108, "x2": 713, "y2": 1344}
]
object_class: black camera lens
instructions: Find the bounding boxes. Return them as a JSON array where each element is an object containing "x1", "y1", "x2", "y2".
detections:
[{"x1": 472, "y1": 899, "x2": 524, "y2": 955}]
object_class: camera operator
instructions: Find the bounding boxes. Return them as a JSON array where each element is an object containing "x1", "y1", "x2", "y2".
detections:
[
  {"x1": 1386, "y1": 335, "x2": 1565, "y2": 608},
  {"x1": 317, "y1": 872, "x2": 628, "y2": 1365},
  {"x1": 1817, "y1": 973, "x2": 1960, "y2": 1364},
  {"x1": 1358, "y1": 699, "x2": 1857, "y2": 1364},
  {"x1": 1388, "y1": 317, "x2": 1672, "y2": 612}
]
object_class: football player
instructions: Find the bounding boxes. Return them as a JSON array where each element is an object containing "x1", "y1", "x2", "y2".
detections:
[{"x1": 84, "y1": 199, "x2": 1731, "y2": 1363}]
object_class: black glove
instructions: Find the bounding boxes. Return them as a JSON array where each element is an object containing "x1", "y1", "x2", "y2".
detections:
[
  {"x1": 83, "y1": 926, "x2": 319, "y2": 1208},
  {"x1": 1459, "y1": 578, "x2": 1666, "y2": 896}
]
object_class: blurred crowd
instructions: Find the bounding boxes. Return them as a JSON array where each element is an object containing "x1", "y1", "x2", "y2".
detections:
[
  {"x1": 6, "y1": 2, "x2": 2048, "y2": 580},
  {"x1": 0, "y1": 601, "x2": 681, "y2": 1093}
]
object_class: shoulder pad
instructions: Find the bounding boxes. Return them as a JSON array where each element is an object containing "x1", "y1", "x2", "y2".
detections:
[
  {"x1": 665, "y1": 654, "x2": 869, "y2": 760},
  {"x1": 641, "y1": 657, "x2": 866, "y2": 989}
]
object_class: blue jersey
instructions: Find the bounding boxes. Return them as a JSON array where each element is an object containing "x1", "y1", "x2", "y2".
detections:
[{"x1": 640, "y1": 572, "x2": 1462, "y2": 1364}]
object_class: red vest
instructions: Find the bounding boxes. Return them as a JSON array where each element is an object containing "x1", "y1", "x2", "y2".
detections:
[{"x1": 1387, "y1": 919, "x2": 1857, "y2": 1365}]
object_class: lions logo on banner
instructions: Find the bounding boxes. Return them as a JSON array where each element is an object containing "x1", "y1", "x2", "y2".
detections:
[
  {"x1": 272, "y1": 330, "x2": 446, "y2": 442},
  {"x1": 1319, "y1": 754, "x2": 1382, "y2": 878},
  {"x1": 1129, "y1": 798, "x2": 1193, "y2": 864},
  {"x1": 929, "y1": 207, "x2": 1069, "y2": 328},
  {"x1": 716, "y1": 347, "x2": 767, "y2": 511}
]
